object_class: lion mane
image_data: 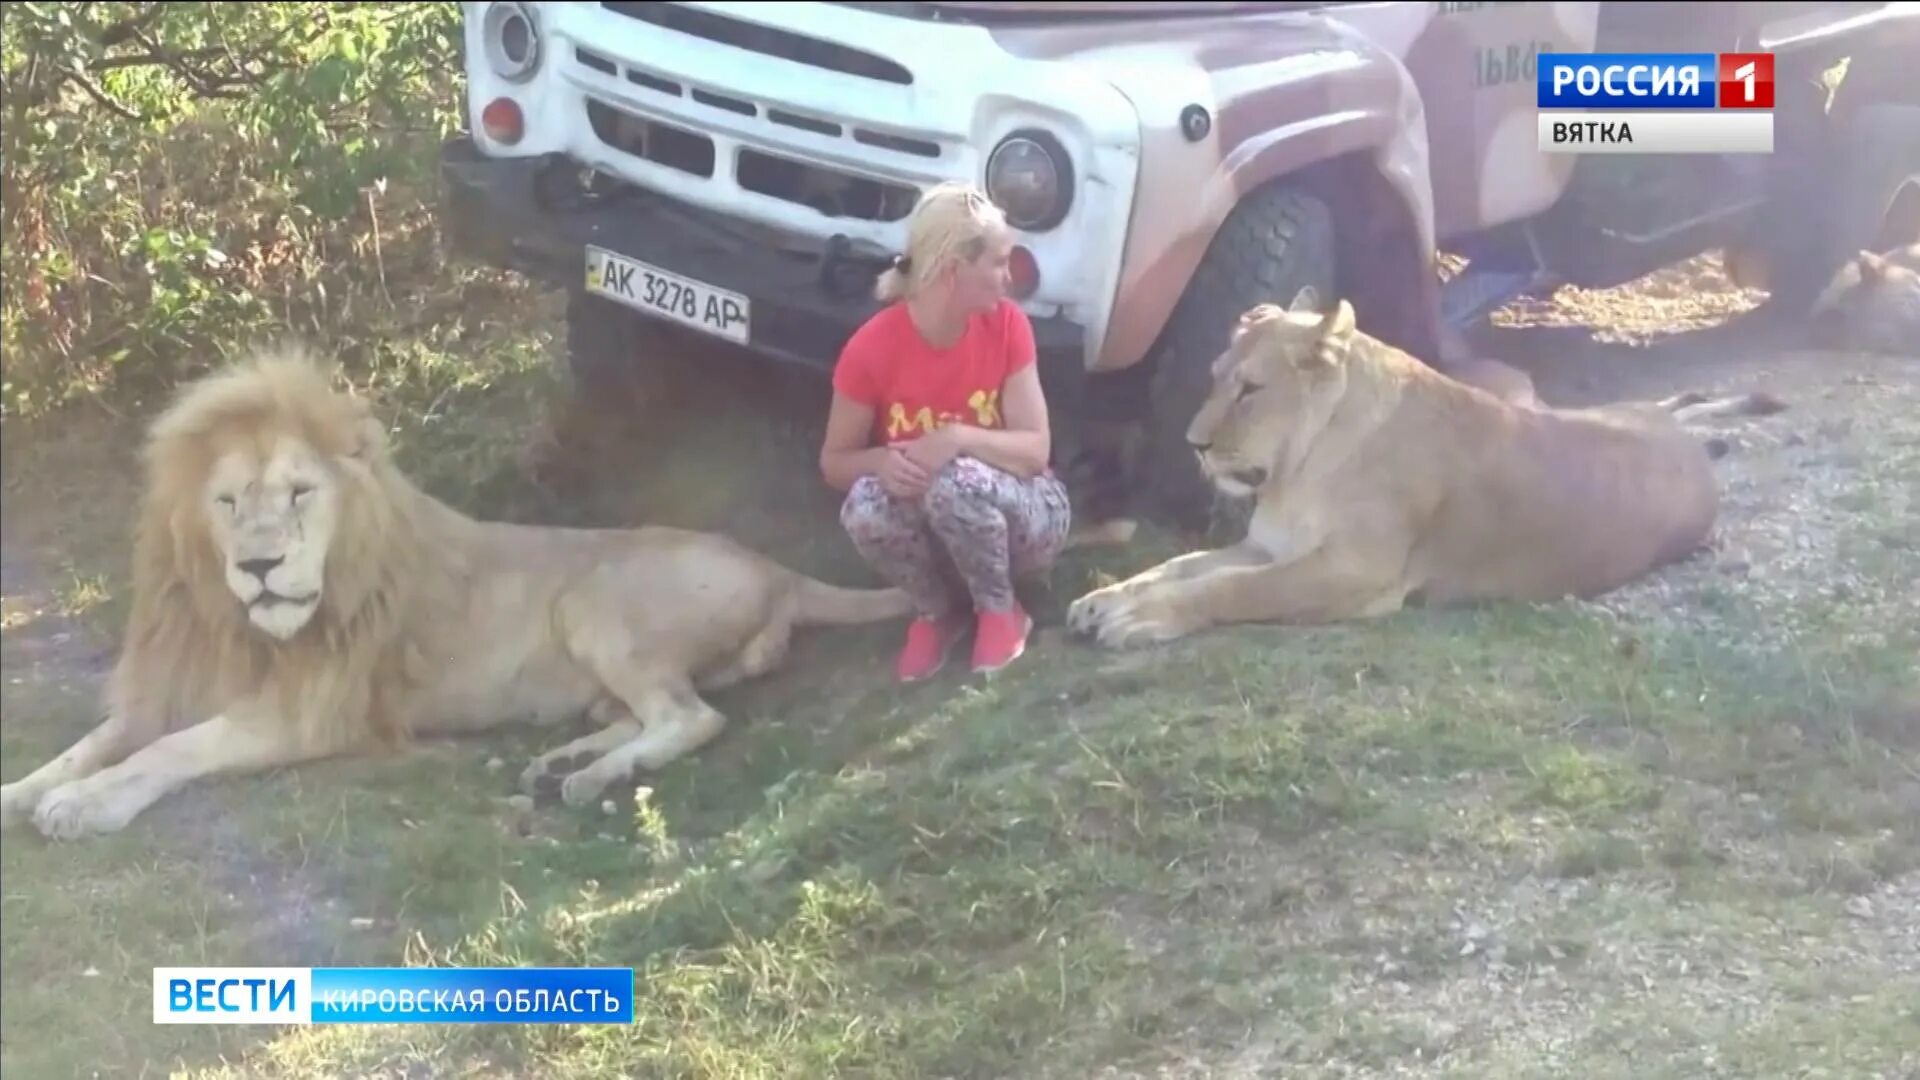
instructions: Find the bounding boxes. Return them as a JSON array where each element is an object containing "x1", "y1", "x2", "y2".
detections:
[{"x1": 113, "y1": 349, "x2": 436, "y2": 755}]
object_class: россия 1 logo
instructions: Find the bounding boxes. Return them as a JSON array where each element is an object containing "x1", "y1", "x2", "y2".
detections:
[{"x1": 1535, "y1": 52, "x2": 1774, "y2": 154}]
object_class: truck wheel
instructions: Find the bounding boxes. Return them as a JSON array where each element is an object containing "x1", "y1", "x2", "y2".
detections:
[
  {"x1": 1762, "y1": 106, "x2": 1920, "y2": 316},
  {"x1": 1829, "y1": 104, "x2": 1920, "y2": 253},
  {"x1": 1139, "y1": 183, "x2": 1336, "y2": 532},
  {"x1": 564, "y1": 289, "x2": 688, "y2": 420},
  {"x1": 1756, "y1": 49, "x2": 1920, "y2": 314},
  {"x1": 1824, "y1": 41, "x2": 1920, "y2": 259},
  {"x1": 530, "y1": 289, "x2": 698, "y2": 495}
]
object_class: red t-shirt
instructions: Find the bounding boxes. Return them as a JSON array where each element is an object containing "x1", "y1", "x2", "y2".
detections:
[{"x1": 832, "y1": 299, "x2": 1036, "y2": 445}]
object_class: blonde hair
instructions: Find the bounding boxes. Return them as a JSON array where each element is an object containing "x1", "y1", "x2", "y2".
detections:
[{"x1": 874, "y1": 181, "x2": 1009, "y2": 303}]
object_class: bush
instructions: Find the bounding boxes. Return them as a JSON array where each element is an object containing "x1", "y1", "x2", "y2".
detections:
[{"x1": 1, "y1": 1, "x2": 465, "y2": 422}]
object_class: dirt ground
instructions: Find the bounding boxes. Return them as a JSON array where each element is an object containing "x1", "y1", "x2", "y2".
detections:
[{"x1": 1479, "y1": 255, "x2": 1917, "y2": 641}]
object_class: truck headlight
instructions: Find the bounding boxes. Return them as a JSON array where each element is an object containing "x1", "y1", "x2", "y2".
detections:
[
  {"x1": 986, "y1": 130, "x2": 1073, "y2": 232},
  {"x1": 483, "y1": 1, "x2": 541, "y2": 83}
]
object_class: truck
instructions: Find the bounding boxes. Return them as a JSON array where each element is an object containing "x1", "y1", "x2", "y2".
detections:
[{"x1": 439, "y1": 1, "x2": 1920, "y2": 530}]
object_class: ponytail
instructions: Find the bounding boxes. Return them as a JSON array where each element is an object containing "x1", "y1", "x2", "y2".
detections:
[{"x1": 873, "y1": 254, "x2": 912, "y2": 303}]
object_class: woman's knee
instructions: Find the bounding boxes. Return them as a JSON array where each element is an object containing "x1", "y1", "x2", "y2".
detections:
[
  {"x1": 924, "y1": 456, "x2": 1000, "y2": 524},
  {"x1": 839, "y1": 476, "x2": 900, "y2": 538},
  {"x1": 1010, "y1": 475, "x2": 1074, "y2": 570},
  {"x1": 1037, "y1": 474, "x2": 1073, "y2": 537}
]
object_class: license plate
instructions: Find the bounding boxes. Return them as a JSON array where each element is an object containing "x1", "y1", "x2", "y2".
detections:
[{"x1": 584, "y1": 246, "x2": 750, "y2": 345}]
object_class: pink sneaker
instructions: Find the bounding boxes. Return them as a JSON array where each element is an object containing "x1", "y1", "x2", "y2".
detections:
[
  {"x1": 896, "y1": 615, "x2": 966, "y2": 683},
  {"x1": 971, "y1": 603, "x2": 1033, "y2": 675}
]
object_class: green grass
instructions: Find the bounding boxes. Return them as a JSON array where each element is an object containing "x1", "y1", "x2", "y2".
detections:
[{"x1": 4, "y1": 228, "x2": 1918, "y2": 1080}]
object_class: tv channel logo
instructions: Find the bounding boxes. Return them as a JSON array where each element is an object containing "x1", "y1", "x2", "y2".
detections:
[
  {"x1": 1537, "y1": 51, "x2": 1774, "y2": 110},
  {"x1": 1536, "y1": 51, "x2": 1774, "y2": 154},
  {"x1": 1716, "y1": 52, "x2": 1775, "y2": 109},
  {"x1": 154, "y1": 967, "x2": 310, "y2": 1025}
]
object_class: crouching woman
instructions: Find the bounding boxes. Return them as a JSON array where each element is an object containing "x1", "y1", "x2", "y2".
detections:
[{"x1": 819, "y1": 182, "x2": 1072, "y2": 682}]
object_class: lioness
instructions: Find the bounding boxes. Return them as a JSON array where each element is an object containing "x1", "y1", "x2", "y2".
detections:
[
  {"x1": 1067, "y1": 297, "x2": 1755, "y2": 648},
  {"x1": 1809, "y1": 243, "x2": 1920, "y2": 355},
  {"x1": 0, "y1": 348, "x2": 912, "y2": 839}
]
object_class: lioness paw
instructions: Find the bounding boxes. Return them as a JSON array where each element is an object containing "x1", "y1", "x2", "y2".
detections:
[
  {"x1": 1066, "y1": 583, "x2": 1133, "y2": 637},
  {"x1": 1068, "y1": 585, "x2": 1193, "y2": 650},
  {"x1": 32, "y1": 781, "x2": 139, "y2": 840},
  {"x1": 1096, "y1": 606, "x2": 1193, "y2": 650}
]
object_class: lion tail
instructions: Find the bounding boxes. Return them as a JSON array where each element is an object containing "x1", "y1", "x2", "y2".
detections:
[
  {"x1": 1667, "y1": 390, "x2": 1789, "y2": 423},
  {"x1": 792, "y1": 576, "x2": 916, "y2": 626}
]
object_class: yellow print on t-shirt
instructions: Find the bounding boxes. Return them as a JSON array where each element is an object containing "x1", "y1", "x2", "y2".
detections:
[
  {"x1": 967, "y1": 388, "x2": 1001, "y2": 427},
  {"x1": 886, "y1": 389, "x2": 1001, "y2": 439}
]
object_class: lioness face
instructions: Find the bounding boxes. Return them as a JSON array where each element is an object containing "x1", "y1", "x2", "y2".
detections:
[
  {"x1": 204, "y1": 436, "x2": 339, "y2": 639},
  {"x1": 1187, "y1": 298, "x2": 1355, "y2": 499}
]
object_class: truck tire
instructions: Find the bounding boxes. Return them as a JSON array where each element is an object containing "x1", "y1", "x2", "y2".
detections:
[
  {"x1": 521, "y1": 290, "x2": 684, "y2": 496},
  {"x1": 1828, "y1": 104, "x2": 1920, "y2": 255},
  {"x1": 1757, "y1": 48, "x2": 1920, "y2": 315},
  {"x1": 1139, "y1": 183, "x2": 1336, "y2": 532},
  {"x1": 564, "y1": 289, "x2": 687, "y2": 420}
]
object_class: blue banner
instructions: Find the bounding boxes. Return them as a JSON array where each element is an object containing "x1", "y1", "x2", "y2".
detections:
[
  {"x1": 155, "y1": 965, "x2": 637, "y2": 1025},
  {"x1": 309, "y1": 966, "x2": 635, "y2": 1024},
  {"x1": 1538, "y1": 53, "x2": 1717, "y2": 110}
]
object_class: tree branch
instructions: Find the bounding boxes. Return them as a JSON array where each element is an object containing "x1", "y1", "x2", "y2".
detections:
[
  {"x1": 91, "y1": 46, "x2": 232, "y2": 74},
  {"x1": 61, "y1": 68, "x2": 145, "y2": 122},
  {"x1": 129, "y1": 27, "x2": 257, "y2": 95}
]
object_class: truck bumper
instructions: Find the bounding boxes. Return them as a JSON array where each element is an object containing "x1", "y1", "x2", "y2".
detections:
[{"x1": 438, "y1": 137, "x2": 1089, "y2": 412}]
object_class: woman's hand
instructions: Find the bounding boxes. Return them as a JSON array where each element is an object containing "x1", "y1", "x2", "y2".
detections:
[
  {"x1": 905, "y1": 364, "x2": 1052, "y2": 480},
  {"x1": 878, "y1": 445, "x2": 933, "y2": 498},
  {"x1": 897, "y1": 424, "x2": 966, "y2": 476}
]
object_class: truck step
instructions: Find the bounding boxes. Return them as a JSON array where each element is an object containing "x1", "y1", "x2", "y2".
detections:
[
  {"x1": 1440, "y1": 265, "x2": 1546, "y2": 330},
  {"x1": 1439, "y1": 219, "x2": 1551, "y2": 329},
  {"x1": 1527, "y1": 154, "x2": 1772, "y2": 289}
]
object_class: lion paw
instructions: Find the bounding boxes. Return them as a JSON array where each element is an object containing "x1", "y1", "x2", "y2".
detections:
[
  {"x1": 0, "y1": 781, "x2": 39, "y2": 831},
  {"x1": 559, "y1": 768, "x2": 614, "y2": 809},
  {"x1": 520, "y1": 751, "x2": 596, "y2": 799},
  {"x1": 32, "y1": 781, "x2": 138, "y2": 840},
  {"x1": 1066, "y1": 583, "x2": 1193, "y2": 650},
  {"x1": 518, "y1": 761, "x2": 547, "y2": 799}
]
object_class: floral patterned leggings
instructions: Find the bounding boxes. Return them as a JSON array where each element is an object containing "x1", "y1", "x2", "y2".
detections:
[{"x1": 840, "y1": 456, "x2": 1073, "y2": 619}]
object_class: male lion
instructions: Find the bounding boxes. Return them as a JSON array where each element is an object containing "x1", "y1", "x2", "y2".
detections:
[
  {"x1": 0, "y1": 348, "x2": 911, "y2": 839},
  {"x1": 1067, "y1": 297, "x2": 1771, "y2": 648}
]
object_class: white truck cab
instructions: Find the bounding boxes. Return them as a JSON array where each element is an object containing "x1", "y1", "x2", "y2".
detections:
[{"x1": 443, "y1": 1, "x2": 1920, "y2": 529}]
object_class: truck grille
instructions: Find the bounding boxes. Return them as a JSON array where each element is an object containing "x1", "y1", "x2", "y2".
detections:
[
  {"x1": 736, "y1": 147, "x2": 919, "y2": 222},
  {"x1": 582, "y1": 94, "x2": 921, "y2": 222},
  {"x1": 585, "y1": 99, "x2": 716, "y2": 178},
  {"x1": 600, "y1": 2, "x2": 914, "y2": 85},
  {"x1": 577, "y1": 46, "x2": 940, "y2": 160}
]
